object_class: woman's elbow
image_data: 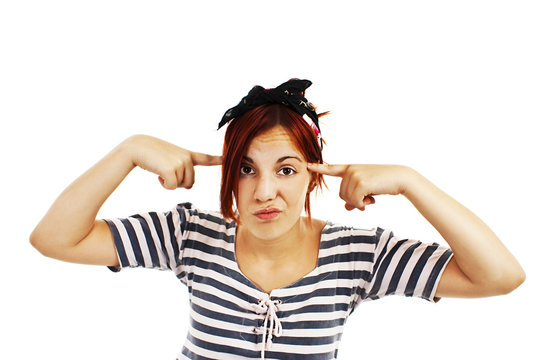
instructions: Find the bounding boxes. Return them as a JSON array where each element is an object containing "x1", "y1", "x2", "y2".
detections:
[
  {"x1": 29, "y1": 230, "x2": 50, "y2": 257},
  {"x1": 29, "y1": 229, "x2": 60, "y2": 259},
  {"x1": 505, "y1": 269, "x2": 526, "y2": 294},
  {"x1": 491, "y1": 267, "x2": 526, "y2": 295}
]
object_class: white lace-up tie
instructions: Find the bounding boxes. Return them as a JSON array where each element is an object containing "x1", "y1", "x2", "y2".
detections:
[{"x1": 251, "y1": 295, "x2": 283, "y2": 360}]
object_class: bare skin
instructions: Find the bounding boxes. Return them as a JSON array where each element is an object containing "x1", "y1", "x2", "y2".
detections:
[{"x1": 235, "y1": 217, "x2": 326, "y2": 293}]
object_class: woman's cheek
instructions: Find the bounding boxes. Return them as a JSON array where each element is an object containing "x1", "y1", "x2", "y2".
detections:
[
  {"x1": 285, "y1": 176, "x2": 309, "y2": 208},
  {"x1": 236, "y1": 179, "x2": 253, "y2": 213}
]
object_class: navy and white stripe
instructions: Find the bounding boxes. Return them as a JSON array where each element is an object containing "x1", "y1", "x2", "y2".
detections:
[{"x1": 105, "y1": 203, "x2": 453, "y2": 360}]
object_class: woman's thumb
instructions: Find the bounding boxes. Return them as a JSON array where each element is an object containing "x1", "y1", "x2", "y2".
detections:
[{"x1": 158, "y1": 174, "x2": 177, "y2": 190}]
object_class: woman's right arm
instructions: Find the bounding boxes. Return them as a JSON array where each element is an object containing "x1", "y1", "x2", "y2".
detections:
[{"x1": 29, "y1": 134, "x2": 222, "y2": 267}]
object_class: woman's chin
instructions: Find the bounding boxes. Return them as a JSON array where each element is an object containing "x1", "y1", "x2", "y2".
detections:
[{"x1": 241, "y1": 217, "x2": 291, "y2": 241}]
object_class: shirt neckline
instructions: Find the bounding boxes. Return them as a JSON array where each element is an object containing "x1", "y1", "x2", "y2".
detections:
[{"x1": 230, "y1": 220, "x2": 332, "y2": 296}]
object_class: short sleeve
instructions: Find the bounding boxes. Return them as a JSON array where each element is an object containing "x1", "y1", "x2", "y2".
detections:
[
  {"x1": 361, "y1": 227, "x2": 453, "y2": 303},
  {"x1": 103, "y1": 202, "x2": 193, "y2": 272}
]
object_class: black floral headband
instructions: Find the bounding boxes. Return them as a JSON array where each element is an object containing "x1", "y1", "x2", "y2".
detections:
[{"x1": 218, "y1": 79, "x2": 322, "y2": 147}]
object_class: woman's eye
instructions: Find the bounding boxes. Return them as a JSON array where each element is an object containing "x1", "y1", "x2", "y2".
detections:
[
  {"x1": 278, "y1": 167, "x2": 296, "y2": 176},
  {"x1": 240, "y1": 165, "x2": 254, "y2": 175}
]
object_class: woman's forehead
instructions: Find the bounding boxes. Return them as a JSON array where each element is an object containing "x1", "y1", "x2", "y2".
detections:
[{"x1": 244, "y1": 126, "x2": 304, "y2": 161}]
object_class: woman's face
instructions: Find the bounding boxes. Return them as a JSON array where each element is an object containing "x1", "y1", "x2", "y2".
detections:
[{"x1": 237, "y1": 125, "x2": 311, "y2": 240}]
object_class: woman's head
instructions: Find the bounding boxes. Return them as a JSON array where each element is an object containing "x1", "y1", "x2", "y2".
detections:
[{"x1": 220, "y1": 103, "x2": 325, "y2": 226}]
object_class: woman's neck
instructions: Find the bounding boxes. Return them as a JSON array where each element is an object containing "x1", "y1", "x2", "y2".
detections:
[{"x1": 236, "y1": 217, "x2": 310, "y2": 264}]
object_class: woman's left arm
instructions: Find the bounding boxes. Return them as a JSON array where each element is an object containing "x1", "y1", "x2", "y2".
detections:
[{"x1": 307, "y1": 163, "x2": 526, "y2": 298}]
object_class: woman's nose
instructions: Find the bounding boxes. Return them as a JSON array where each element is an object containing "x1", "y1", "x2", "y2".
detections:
[{"x1": 254, "y1": 174, "x2": 278, "y2": 202}]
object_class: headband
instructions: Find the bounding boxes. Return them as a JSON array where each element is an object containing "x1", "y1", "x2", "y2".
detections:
[{"x1": 218, "y1": 79, "x2": 322, "y2": 147}]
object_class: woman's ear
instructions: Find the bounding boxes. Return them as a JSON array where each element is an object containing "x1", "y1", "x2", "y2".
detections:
[{"x1": 307, "y1": 175, "x2": 317, "y2": 193}]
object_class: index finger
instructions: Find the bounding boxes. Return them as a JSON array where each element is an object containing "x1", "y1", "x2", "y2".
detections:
[
  {"x1": 307, "y1": 163, "x2": 348, "y2": 177},
  {"x1": 192, "y1": 152, "x2": 223, "y2": 166}
]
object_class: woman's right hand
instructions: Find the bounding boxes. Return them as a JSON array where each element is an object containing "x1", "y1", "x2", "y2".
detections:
[
  {"x1": 30, "y1": 134, "x2": 222, "y2": 266},
  {"x1": 124, "y1": 134, "x2": 222, "y2": 190}
]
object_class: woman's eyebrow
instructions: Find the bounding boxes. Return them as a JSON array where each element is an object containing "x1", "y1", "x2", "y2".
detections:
[
  {"x1": 242, "y1": 156, "x2": 254, "y2": 164},
  {"x1": 277, "y1": 155, "x2": 303, "y2": 163},
  {"x1": 242, "y1": 155, "x2": 303, "y2": 164}
]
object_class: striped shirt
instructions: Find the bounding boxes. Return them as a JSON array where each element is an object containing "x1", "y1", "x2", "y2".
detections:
[{"x1": 105, "y1": 203, "x2": 453, "y2": 360}]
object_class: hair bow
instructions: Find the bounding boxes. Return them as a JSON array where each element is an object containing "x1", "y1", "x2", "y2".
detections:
[{"x1": 218, "y1": 79, "x2": 321, "y2": 136}]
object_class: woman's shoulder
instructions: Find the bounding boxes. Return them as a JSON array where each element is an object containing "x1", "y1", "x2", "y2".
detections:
[
  {"x1": 175, "y1": 202, "x2": 236, "y2": 235},
  {"x1": 314, "y1": 216, "x2": 379, "y2": 235},
  {"x1": 313, "y1": 217, "x2": 383, "y2": 246},
  {"x1": 175, "y1": 202, "x2": 231, "y2": 223}
]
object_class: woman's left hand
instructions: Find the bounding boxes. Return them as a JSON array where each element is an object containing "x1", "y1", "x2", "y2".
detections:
[
  {"x1": 307, "y1": 163, "x2": 411, "y2": 211},
  {"x1": 309, "y1": 162, "x2": 526, "y2": 297}
]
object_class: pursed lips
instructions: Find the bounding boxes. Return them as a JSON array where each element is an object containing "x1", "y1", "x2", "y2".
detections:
[{"x1": 253, "y1": 208, "x2": 282, "y2": 220}]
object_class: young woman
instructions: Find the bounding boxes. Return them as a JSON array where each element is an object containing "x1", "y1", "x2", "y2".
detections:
[{"x1": 30, "y1": 79, "x2": 525, "y2": 360}]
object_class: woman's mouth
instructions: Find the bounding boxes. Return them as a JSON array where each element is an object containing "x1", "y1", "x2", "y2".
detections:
[{"x1": 253, "y1": 208, "x2": 281, "y2": 220}]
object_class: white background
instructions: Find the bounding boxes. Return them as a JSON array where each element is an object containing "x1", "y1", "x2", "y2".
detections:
[{"x1": 1, "y1": 1, "x2": 538, "y2": 359}]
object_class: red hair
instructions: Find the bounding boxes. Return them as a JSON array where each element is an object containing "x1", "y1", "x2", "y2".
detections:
[{"x1": 220, "y1": 103, "x2": 325, "y2": 222}]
